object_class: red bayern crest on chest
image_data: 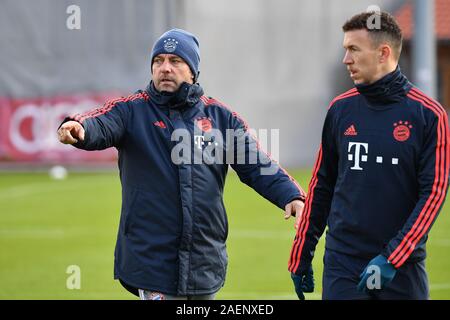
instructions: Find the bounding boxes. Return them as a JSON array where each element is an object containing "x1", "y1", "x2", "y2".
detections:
[
  {"x1": 393, "y1": 121, "x2": 413, "y2": 142},
  {"x1": 196, "y1": 117, "x2": 213, "y2": 133}
]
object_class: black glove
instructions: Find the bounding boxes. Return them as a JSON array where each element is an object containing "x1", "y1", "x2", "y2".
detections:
[
  {"x1": 291, "y1": 264, "x2": 314, "y2": 300},
  {"x1": 357, "y1": 254, "x2": 397, "y2": 293}
]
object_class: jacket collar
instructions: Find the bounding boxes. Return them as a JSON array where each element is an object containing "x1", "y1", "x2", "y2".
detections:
[
  {"x1": 146, "y1": 81, "x2": 204, "y2": 110},
  {"x1": 355, "y1": 65, "x2": 412, "y2": 105}
]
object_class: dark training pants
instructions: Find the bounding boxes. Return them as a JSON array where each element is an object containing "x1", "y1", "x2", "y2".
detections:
[{"x1": 322, "y1": 249, "x2": 429, "y2": 300}]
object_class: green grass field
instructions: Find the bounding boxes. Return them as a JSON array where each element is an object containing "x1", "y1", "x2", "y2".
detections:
[{"x1": 0, "y1": 169, "x2": 449, "y2": 300}]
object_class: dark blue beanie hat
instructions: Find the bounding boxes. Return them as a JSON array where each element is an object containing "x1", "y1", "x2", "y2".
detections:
[{"x1": 151, "y1": 28, "x2": 200, "y2": 82}]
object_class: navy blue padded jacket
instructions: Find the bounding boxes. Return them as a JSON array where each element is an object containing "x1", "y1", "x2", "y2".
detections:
[{"x1": 63, "y1": 82, "x2": 305, "y2": 295}]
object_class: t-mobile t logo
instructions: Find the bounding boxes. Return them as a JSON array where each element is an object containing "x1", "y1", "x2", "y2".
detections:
[{"x1": 348, "y1": 142, "x2": 368, "y2": 171}]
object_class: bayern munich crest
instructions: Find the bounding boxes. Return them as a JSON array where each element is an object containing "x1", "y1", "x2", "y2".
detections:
[
  {"x1": 393, "y1": 121, "x2": 413, "y2": 142},
  {"x1": 196, "y1": 117, "x2": 213, "y2": 133},
  {"x1": 149, "y1": 292, "x2": 165, "y2": 300},
  {"x1": 163, "y1": 38, "x2": 178, "y2": 52}
]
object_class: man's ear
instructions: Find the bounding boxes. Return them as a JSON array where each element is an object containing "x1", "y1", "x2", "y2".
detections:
[{"x1": 379, "y1": 44, "x2": 392, "y2": 63}]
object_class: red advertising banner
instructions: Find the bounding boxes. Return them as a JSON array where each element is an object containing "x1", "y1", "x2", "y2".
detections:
[{"x1": 0, "y1": 92, "x2": 125, "y2": 164}]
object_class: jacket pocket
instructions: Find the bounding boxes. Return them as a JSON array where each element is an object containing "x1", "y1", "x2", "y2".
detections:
[
  {"x1": 215, "y1": 246, "x2": 228, "y2": 280},
  {"x1": 123, "y1": 188, "x2": 140, "y2": 236}
]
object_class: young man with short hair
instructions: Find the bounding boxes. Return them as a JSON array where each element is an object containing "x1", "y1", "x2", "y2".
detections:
[{"x1": 289, "y1": 11, "x2": 449, "y2": 300}]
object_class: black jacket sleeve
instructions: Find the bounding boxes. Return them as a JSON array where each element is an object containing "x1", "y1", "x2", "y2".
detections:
[
  {"x1": 229, "y1": 112, "x2": 306, "y2": 210},
  {"x1": 60, "y1": 98, "x2": 131, "y2": 150},
  {"x1": 383, "y1": 104, "x2": 450, "y2": 268}
]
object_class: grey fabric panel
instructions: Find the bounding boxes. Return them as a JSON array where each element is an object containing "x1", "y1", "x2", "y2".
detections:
[{"x1": 0, "y1": 0, "x2": 174, "y2": 98}]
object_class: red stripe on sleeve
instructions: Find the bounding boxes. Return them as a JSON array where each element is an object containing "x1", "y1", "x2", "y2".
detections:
[
  {"x1": 288, "y1": 146, "x2": 323, "y2": 272},
  {"x1": 75, "y1": 92, "x2": 148, "y2": 124},
  {"x1": 328, "y1": 88, "x2": 358, "y2": 109},
  {"x1": 388, "y1": 89, "x2": 449, "y2": 267}
]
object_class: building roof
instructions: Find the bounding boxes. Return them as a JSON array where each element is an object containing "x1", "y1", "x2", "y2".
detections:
[{"x1": 395, "y1": 0, "x2": 450, "y2": 40}]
